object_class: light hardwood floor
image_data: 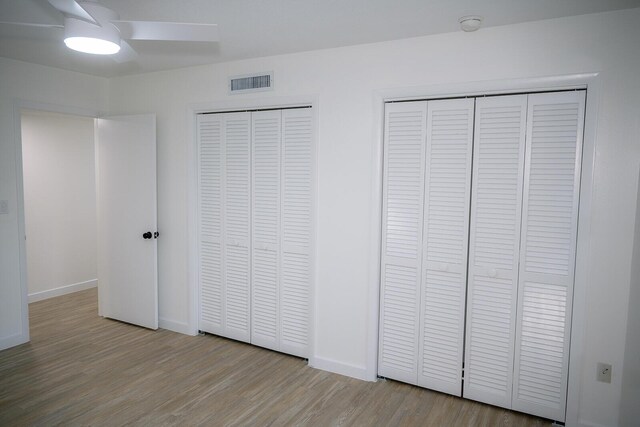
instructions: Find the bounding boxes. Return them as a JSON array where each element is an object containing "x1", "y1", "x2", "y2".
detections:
[{"x1": 0, "y1": 289, "x2": 551, "y2": 426}]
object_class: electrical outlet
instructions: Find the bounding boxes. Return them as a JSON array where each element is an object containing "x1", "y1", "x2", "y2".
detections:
[
  {"x1": 0, "y1": 200, "x2": 8, "y2": 215},
  {"x1": 597, "y1": 362, "x2": 612, "y2": 383}
]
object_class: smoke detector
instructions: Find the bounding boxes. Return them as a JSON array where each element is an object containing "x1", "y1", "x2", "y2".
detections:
[{"x1": 459, "y1": 15, "x2": 483, "y2": 32}]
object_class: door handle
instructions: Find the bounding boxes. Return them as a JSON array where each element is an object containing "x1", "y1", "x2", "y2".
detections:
[
  {"x1": 142, "y1": 231, "x2": 153, "y2": 239},
  {"x1": 154, "y1": 232, "x2": 159, "y2": 239}
]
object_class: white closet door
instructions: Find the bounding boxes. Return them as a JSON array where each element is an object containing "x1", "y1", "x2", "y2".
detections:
[
  {"x1": 223, "y1": 112, "x2": 252, "y2": 342},
  {"x1": 464, "y1": 95, "x2": 527, "y2": 407},
  {"x1": 417, "y1": 98, "x2": 474, "y2": 395},
  {"x1": 512, "y1": 91, "x2": 585, "y2": 421},
  {"x1": 378, "y1": 101, "x2": 427, "y2": 384},
  {"x1": 197, "y1": 114, "x2": 225, "y2": 335},
  {"x1": 251, "y1": 110, "x2": 281, "y2": 350},
  {"x1": 279, "y1": 108, "x2": 314, "y2": 358}
]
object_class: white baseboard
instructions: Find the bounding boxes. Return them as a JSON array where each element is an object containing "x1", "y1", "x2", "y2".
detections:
[
  {"x1": 0, "y1": 332, "x2": 29, "y2": 351},
  {"x1": 311, "y1": 356, "x2": 371, "y2": 381},
  {"x1": 576, "y1": 420, "x2": 609, "y2": 427},
  {"x1": 159, "y1": 317, "x2": 196, "y2": 335},
  {"x1": 28, "y1": 279, "x2": 97, "y2": 303}
]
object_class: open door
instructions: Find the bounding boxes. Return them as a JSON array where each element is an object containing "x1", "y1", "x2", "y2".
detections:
[{"x1": 96, "y1": 114, "x2": 158, "y2": 329}]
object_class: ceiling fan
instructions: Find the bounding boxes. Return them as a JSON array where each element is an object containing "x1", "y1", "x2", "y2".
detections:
[{"x1": 0, "y1": 0, "x2": 219, "y2": 63}]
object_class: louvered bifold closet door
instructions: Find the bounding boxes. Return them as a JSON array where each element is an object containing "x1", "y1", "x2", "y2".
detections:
[
  {"x1": 464, "y1": 95, "x2": 527, "y2": 408},
  {"x1": 417, "y1": 98, "x2": 474, "y2": 395},
  {"x1": 222, "y1": 112, "x2": 252, "y2": 342},
  {"x1": 512, "y1": 91, "x2": 585, "y2": 422},
  {"x1": 198, "y1": 114, "x2": 225, "y2": 335},
  {"x1": 378, "y1": 101, "x2": 427, "y2": 384},
  {"x1": 279, "y1": 108, "x2": 313, "y2": 358},
  {"x1": 251, "y1": 110, "x2": 281, "y2": 350}
]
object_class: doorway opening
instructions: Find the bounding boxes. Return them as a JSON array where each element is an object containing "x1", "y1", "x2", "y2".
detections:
[
  {"x1": 20, "y1": 109, "x2": 98, "y2": 308},
  {"x1": 18, "y1": 108, "x2": 159, "y2": 335}
]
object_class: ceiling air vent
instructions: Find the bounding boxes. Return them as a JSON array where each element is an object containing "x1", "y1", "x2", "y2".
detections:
[{"x1": 229, "y1": 72, "x2": 274, "y2": 94}]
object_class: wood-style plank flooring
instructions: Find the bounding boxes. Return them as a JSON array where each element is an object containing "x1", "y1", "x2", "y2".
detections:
[{"x1": 0, "y1": 289, "x2": 550, "y2": 426}]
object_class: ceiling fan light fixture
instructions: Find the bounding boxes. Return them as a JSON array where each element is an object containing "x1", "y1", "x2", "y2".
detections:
[
  {"x1": 64, "y1": 36, "x2": 120, "y2": 54},
  {"x1": 63, "y1": 3, "x2": 121, "y2": 55}
]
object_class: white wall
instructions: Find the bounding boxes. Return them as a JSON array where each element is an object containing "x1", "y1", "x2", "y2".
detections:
[
  {"x1": 0, "y1": 9, "x2": 634, "y2": 427},
  {"x1": 0, "y1": 57, "x2": 107, "y2": 349},
  {"x1": 108, "y1": 9, "x2": 640, "y2": 426},
  {"x1": 619, "y1": 168, "x2": 640, "y2": 427},
  {"x1": 21, "y1": 110, "x2": 97, "y2": 302}
]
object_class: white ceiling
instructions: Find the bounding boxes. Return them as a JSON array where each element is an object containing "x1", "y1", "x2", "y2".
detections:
[{"x1": 1, "y1": 0, "x2": 639, "y2": 78}]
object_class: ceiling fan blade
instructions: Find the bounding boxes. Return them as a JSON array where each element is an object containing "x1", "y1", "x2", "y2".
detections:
[
  {"x1": 111, "y1": 21, "x2": 219, "y2": 42},
  {"x1": 47, "y1": 0, "x2": 97, "y2": 24},
  {"x1": 0, "y1": 21, "x2": 63, "y2": 29},
  {"x1": 112, "y1": 39, "x2": 139, "y2": 63}
]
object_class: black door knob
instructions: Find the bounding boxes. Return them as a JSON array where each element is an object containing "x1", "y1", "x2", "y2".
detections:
[
  {"x1": 154, "y1": 232, "x2": 159, "y2": 239},
  {"x1": 142, "y1": 231, "x2": 153, "y2": 239}
]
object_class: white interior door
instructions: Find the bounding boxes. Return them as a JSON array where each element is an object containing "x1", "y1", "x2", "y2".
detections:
[
  {"x1": 222, "y1": 112, "x2": 252, "y2": 342},
  {"x1": 378, "y1": 101, "x2": 427, "y2": 384},
  {"x1": 96, "y1": 114, "x2": 158, "y2": 330},
  {"x1": 198, "y1": 108, "x2": 313, "y2": 356},
  {"x1": 418, "y1": 98, "x2": 474, "y2": 396},
  {"x1": 512, "y1": 91, "x2": 585, "y2": 422},
  {"x1": 197, "y1": 114, "x2": 225, "y2": 335},
  {"x1": 279, "y1": 107, "x2": 314, "y2": 358},
  {"x1": 251, "y1": 110, "x2": 282, "y2": 350},
  {"x1": 197, "y1": 112, "x2": 252, "y2": 342},
  {"x1": 464, "y1": 94, "x2": 527, "y2": 408}
]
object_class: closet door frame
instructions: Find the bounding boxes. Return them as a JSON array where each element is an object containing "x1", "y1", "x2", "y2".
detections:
[
  {"x1": 188, "y1": 96, "x2": 318, "y2": 367},
  {"x1": 369, "y1": 74, "x2": 601, "y2": 426}
]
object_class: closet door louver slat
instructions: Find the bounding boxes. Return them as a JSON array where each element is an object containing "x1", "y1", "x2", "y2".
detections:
[
  {"x1": 512, "y1": 91, "x2": 585, "y2": 422},
  {"x1": 378, "y1": 101, "x2": 427, "y2": 384},
  {"x1": 251, "y1": 110, "x2": 281, "y2": 351},
  {"x1": 280, "y1": 108, "x2": 313, "y2": 358},
  {"x1": 198, "y1": 114, "x2": 225, "y2": 335},
  {"x1": 418, "y1": 98, "x2": 474, "y2": 396},
  {"x1": 223, "y1": 112, "x2": 252, "y2": 342},
  {"x1": 464, "y1": 95, "x2": 527, "y2": 408}
]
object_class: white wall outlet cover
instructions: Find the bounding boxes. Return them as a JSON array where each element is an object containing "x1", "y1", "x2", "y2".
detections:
[
  {"x1": 597, "y1": 362, "x2": 612, "y2": 383},
  {"x1": 0, "y1": 200, "x2": 9, "y2": 214}
]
